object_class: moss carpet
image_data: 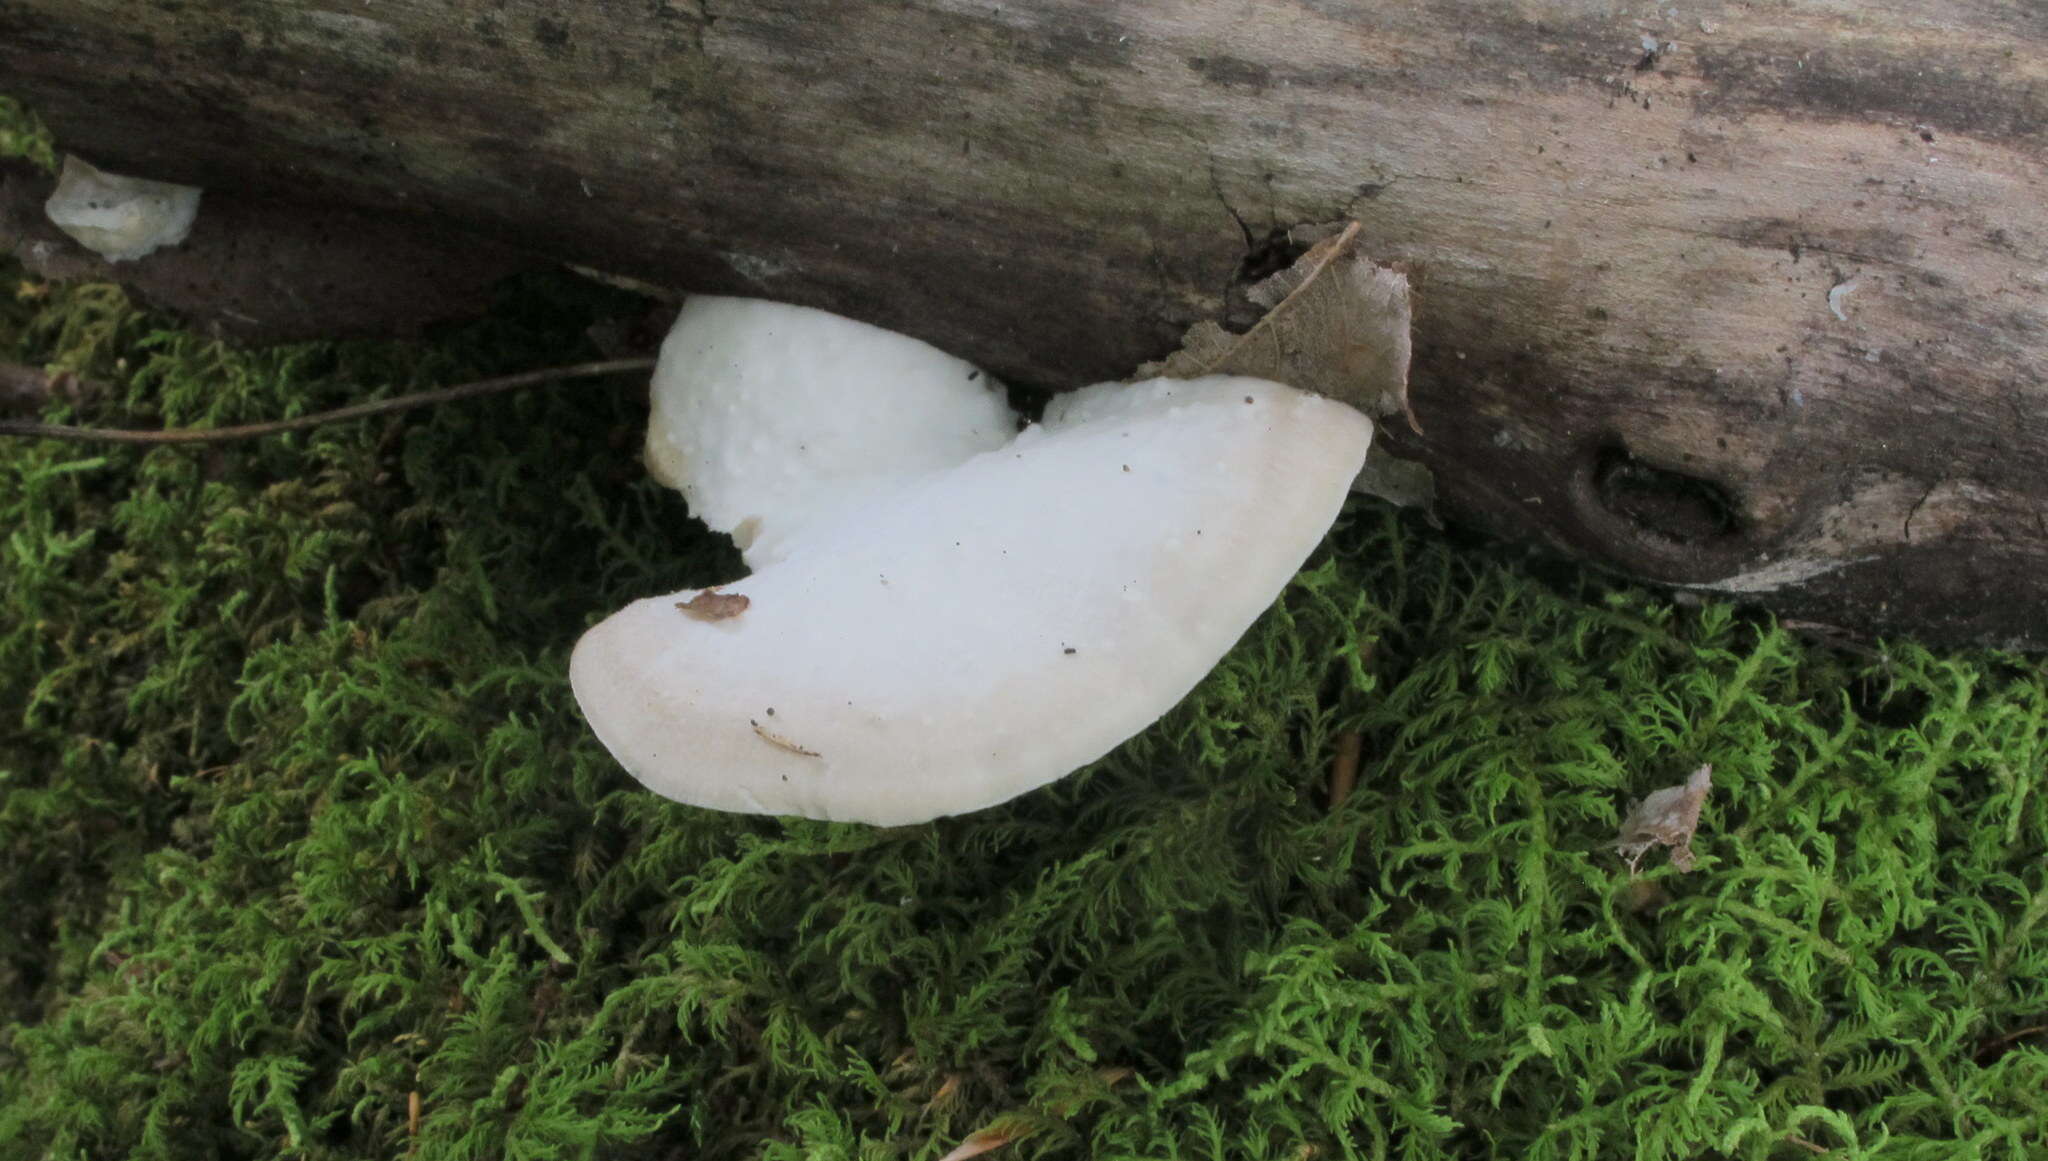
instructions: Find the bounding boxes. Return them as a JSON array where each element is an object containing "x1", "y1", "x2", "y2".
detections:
[{"x1": 3, "y1": 98, "x2": 2046, "y2": 1161}]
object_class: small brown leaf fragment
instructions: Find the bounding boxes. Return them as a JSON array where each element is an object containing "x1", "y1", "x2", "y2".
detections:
[
  {"x1": 1616, "y1": 764, "x2": 1713, "y2": 874},
  {"x1": 924, "y1": 1072, "x2": 963, "y2": 1112},
  {"x1": 1137, "y1": 220, "x2": 1433, "y2": 511},
  {"x1": 676, "y1": 587, "x2": 749, "y2": 621},
  {"x1": 938, "y1": 1125, "x2": 1025, "y2": 1161},
  {"x1": 750, "y1": 718, "x2": 821, "y2": 758}
]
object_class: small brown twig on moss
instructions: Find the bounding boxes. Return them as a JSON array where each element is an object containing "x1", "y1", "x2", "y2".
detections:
[
  {"x1": 1328, "y1": 730, "x2": 1364, "y2": 810},
  {"x1": 0, "y1": 356, "x2": 654, "y2": 445}
]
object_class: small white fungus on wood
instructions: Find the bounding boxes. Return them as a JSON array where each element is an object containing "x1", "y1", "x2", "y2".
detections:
[
  {"x1": 1828, "y1": 279, "x2": 1859, "y2": 321},
  {"x1": 43, "y1": 156, "x2": 202, "y2": 263}
]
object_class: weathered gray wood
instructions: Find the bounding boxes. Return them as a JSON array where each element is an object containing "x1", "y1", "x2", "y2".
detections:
[
  {"x1": 4, "y1": 1, "x2": 2045, "y2": 644},
  {"x1": 0, "y1": 160, "x2": 537, "y2": 341}
]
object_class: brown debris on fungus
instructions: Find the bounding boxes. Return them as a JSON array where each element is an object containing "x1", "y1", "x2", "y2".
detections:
[
  {"x1": 676, "y1": 588, "x2": 750, "y2": 621},
  {"x1": 749, "y1": 718, "x2": 821, "y2": 758},
  {"x1": 1616, "y1": 763, "x2": 1714, "y2": 874}
]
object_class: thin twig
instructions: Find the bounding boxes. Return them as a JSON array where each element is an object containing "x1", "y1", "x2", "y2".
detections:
[
  {"x1": 1974, "y1": 1021, "x2": 2048, "y2": 1063},
  {"x1": 750, "y1": 718, "x2": 822, "y2": 759},
  {"x1": 0, "y1": 357, "x2": 654, "y2": 445},
  {"x1": 1328, "y1": 730, "x2": 1363, "y2": 810}
]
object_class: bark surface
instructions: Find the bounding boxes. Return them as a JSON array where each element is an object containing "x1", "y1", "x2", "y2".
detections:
[{"x1": 5, "y1": 1, "x2": 2045, "y2": 644}]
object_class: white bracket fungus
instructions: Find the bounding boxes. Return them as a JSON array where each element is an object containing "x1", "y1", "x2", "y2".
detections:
[
  {"x1": 571, "y1": 297, "x2": 1373, "y2": 824},
  {"x1": 43, "y1": 155, "x2": 203, "y2": 263}
]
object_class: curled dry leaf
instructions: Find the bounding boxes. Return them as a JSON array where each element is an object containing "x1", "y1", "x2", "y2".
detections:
[
  {"x1": 1142, "y1": 222, "x2": 1414, "y2": 422},
  {"x1": 676, "y1": 587, "x2": 750, "y2": 621},
  {"x1": 1139, "y1": 220, "x2": 1431, "y2": 510},
  {"x1": 1616, "y1": 763, "x2": 1714, "y2": 874}
]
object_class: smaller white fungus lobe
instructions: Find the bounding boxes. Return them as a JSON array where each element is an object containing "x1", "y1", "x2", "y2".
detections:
[
  {"x1": 43, "y1": 156, "x2": 203, "y2": 263},
  {"x1": 644, "y1": 297, "x2": 1015, "y2": 567}
]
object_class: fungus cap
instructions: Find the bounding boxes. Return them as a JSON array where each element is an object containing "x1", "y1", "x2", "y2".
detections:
[{"x1": 573, "y1": 368, "x2": 1372, "y2": 825}]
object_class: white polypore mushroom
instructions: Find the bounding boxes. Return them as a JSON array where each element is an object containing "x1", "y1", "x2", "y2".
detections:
[
  {"x1": 43, "y1": 156, "x2": 203, "y2": 263},
  {"x1": 571, "y1": 297, "x2": 1373, "y2": 825}
]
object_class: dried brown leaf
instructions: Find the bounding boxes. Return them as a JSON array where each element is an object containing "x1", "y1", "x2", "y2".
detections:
[
  {"x1": 1138, "y1": 221, "x2": 1431, "y2": 510},
  {"x1": 1140, "y1": 221, "x2": 1415, "y2": 426},
  {"x1": 1616, "y1": 763, "x2": 1714, "y2": 874},
  {"x1": 676, "y1": 587, "x2": 750, "y2": 621}
]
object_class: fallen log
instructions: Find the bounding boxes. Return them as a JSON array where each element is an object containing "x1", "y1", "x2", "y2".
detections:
[{"x1": 3, "y1": 1, "x2": 2044, "y2": 645}]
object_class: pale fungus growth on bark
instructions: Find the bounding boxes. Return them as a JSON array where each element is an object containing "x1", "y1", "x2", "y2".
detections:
[
  {"x1": 570, "y1": 297, "x2": 1374, "y2": 824},
  {"x1": 42, "y1": 155, "x2": 201, "y2": 263},
  {"x1": 1828, "y1": 278, "x2": 1859, "y2": 322}
]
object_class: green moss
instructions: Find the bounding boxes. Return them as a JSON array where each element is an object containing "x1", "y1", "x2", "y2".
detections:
[
  {"x1": 0, "y1": 95, "x2": 57, "y2": 171},
  {"x1": 3, "y1": 195, "x2": 2046, "y2": 1161}
]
